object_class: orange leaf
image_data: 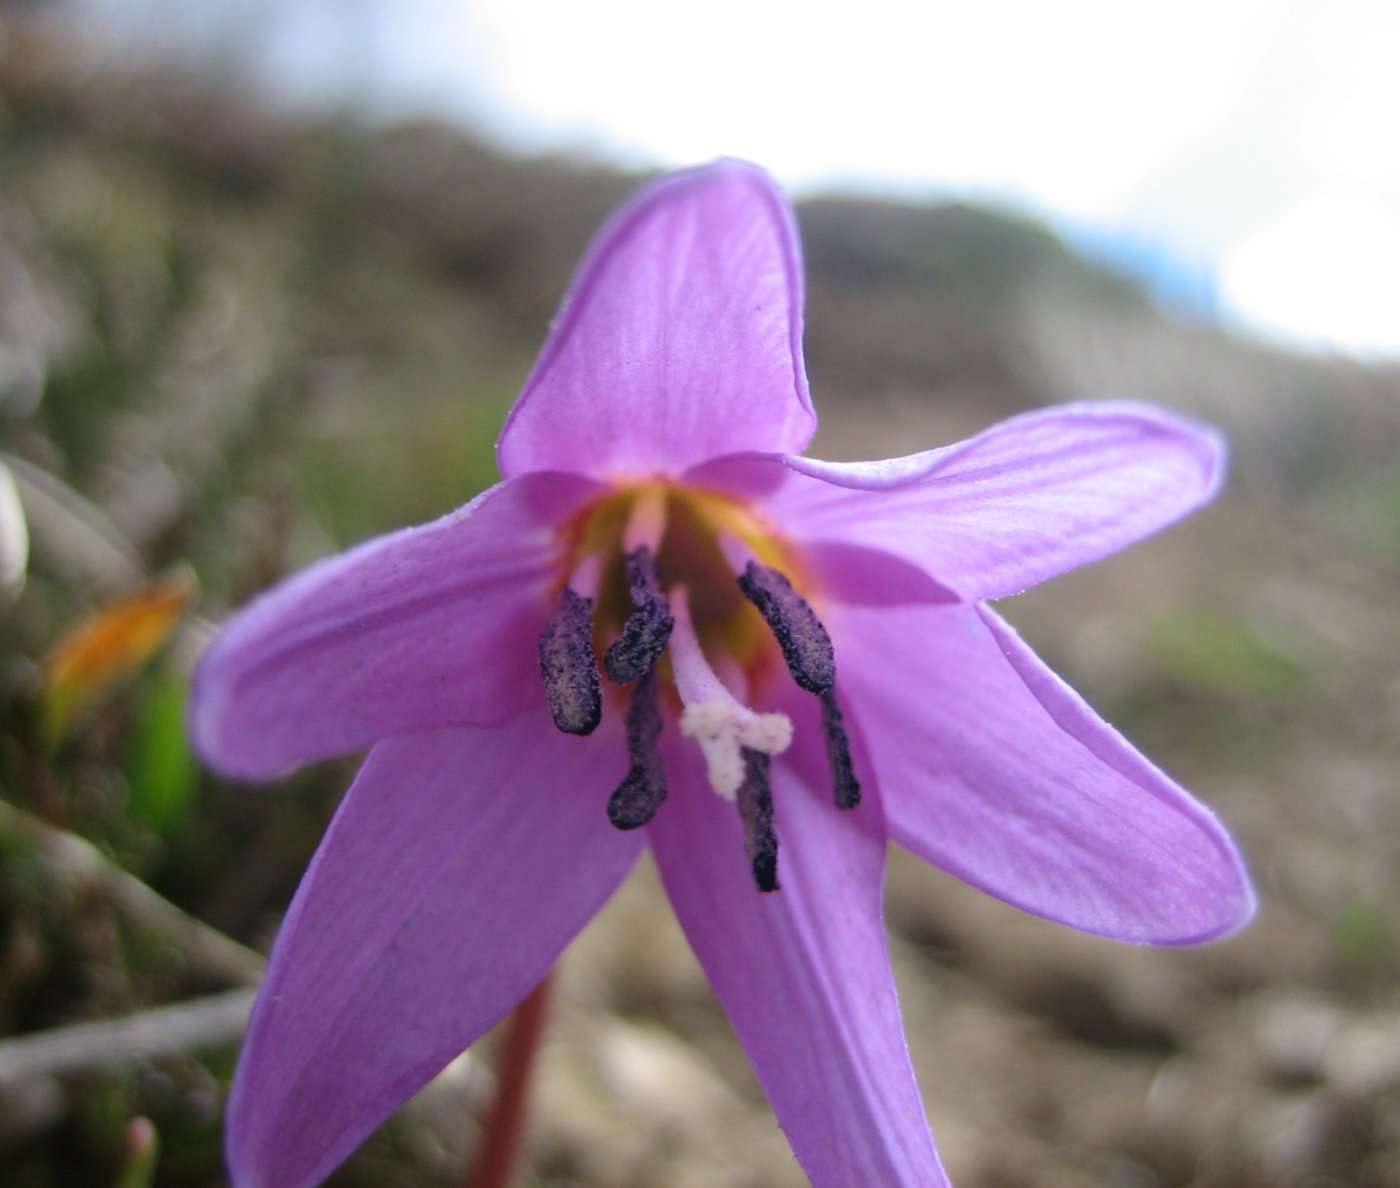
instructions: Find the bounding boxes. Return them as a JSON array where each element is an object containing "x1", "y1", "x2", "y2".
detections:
[{"x1": 42, "y1": 570, "x2": 196, "y2": 746}]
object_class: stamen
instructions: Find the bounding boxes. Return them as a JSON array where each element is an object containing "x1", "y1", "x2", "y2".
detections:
[
  {"x1": 604, "y1": 545, "x2": 674, "y2": 684},
  {"x1": 727, "y1": 547, "x2": 862, "y2": 809},
  {"x1": 735, "y1": 558, "x2": 835, "y2": 694},
  {"x1": 538, "y1": 582, "x2": 602, "y2": 736},
  {"x1": 737, "y1": 747, "x2": 780, "y2": 892},
  {"x1": 607, "y1": 667, "x2": 667, "y2": 829},
  {"x1": 670, "y1": 586, "x2": 792, "y2": 799},
  {"x1": 820, "y1": 686, "x2": 861, "y2": 810}
]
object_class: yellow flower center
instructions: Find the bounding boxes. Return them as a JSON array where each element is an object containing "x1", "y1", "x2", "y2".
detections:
[{"x1": 558, "y1": 480, "x2": 810, "y2": 694}]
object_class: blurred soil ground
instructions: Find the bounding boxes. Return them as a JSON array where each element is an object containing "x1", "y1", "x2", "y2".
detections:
[{"x1": 2, "y1": 15, "x2": 1399, "y2": 1188}]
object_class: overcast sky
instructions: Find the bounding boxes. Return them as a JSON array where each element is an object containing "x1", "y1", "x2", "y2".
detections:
[{"x1": 72, "y1": 0, "x2": 1400, "y2": 356}]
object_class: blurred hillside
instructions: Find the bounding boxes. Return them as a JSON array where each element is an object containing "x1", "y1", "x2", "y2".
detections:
[{"x1": 3, "y1": 15, "x2": 1400, "y2": 1188}]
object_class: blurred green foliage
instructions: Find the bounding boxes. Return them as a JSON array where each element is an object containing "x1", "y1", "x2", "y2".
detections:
[
  {"x1": 115, "y1": 1119, "x2": 160, "y2": 1188},
  {"x1": 125, "y1": 670, "x2": 196, "y2": 838},
  {"x1": 1334, "y1": 901, "x2": 1398, "y2": 975},
  {"x1": 1149, "y1": 611, "x2": 1307, "y2": 701}
]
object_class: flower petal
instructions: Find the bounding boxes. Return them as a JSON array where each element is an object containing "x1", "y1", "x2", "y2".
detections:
[
  {"x1": 837, "y1": 600, "x2": 1255, "y2": 944},
  {"x1": 226, "y1": 712, "x2": 641, "y2": 1188},
  {"x1": 648, "y1": 698, "x2": 949, "y2": 1188},
  {"x1": 695, "y1": 402, "x2": 1224, "y2": 601},
  {"x1": 802, "y1": 540, "x2": 959, "y2": 606},
  {"x1": 497, "y1": 159, "x2": 816, "y2": 479},
  {"x1": 191, "y1": 471, "x2": 600, "y2": 780}
]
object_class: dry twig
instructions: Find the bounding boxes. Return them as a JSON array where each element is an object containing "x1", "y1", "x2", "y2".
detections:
[
  {"x1": 0, "y1": 798, "x2": 265, "y2": 987},
  {"x1": 0, "y1": 987, "x2": 257, "y2": 1085}
]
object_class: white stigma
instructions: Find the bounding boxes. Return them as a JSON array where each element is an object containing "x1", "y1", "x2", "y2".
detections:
[
  {"x1": 668, "y1": 585, "x2": 792, "y2": 800},
  {"x1": 680, "y1": 700, "x2": 792, "y2": 799}
]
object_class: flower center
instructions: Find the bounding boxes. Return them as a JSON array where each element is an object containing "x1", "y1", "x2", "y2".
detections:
[
  {"x1": 537, "y1": 480, "x2": 859, "y2": 892},
  {"x1": 565, "y1": 482, "x2": 801, "y2": 679}
]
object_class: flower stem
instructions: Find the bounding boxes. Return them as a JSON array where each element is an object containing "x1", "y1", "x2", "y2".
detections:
[{"x1": 465, "y1": 973, "x2": 553, "y2": 1188}]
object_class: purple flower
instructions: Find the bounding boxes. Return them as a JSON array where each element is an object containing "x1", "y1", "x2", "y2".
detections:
[{"x1": 192, "y1": 160, "x2": 1254, "y2": 1188}]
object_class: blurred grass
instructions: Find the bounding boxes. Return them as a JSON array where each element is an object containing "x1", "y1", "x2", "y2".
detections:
[
  {"x1": 125, "y1": 669, "x2": 196, "y2": 839},
  {"x1": 1147, "y1": 611, "x2": 1308, "y2": 701}
]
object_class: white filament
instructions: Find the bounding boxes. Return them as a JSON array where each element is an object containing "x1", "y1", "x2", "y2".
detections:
[
  {"x1": 668, "y1": 585, "x2": 791, "y2": 799},
  {"x1": 566, "y1": 551, "x2": 604, "y2": 600}
]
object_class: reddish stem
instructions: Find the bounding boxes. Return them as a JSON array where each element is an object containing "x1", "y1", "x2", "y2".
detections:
[{"x1": 465, "y1": 974, "x2": 554, "y2": 1188}]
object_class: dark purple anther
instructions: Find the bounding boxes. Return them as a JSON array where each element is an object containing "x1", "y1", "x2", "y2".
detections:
[
  {"x1": 737, "y1": 561, "x2": 834, "y2": 694},
  {"x1": 607, "y1": 667, "x2": 667, "y2": 829},
  {"x1": 738, "y1": 559, "x2": 858, "y2": 808},
  {"x1": 538, "y1": 587, "x2": 601, "y2": 735},
  {"x1": 820, "y1": 687, "x2": 861, "y2": 810},
  {"x1": 737, "y1": 747, "x2": 780, "y2": 892},
  {"x1": 604, "y1": 546, "x2": 674, "y2": 684}
]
